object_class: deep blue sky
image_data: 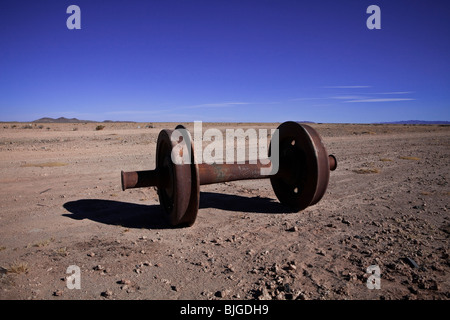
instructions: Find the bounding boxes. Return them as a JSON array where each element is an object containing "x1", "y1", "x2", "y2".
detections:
[{"x1": 1, "y1": 0, "x2": 449, "y2": 123}]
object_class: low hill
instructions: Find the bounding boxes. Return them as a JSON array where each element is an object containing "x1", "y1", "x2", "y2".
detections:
[
  {"x1": 32, "y1": 117, "x2": 135, "y2": 123},
  {"x1": 380, "y1": 120, "x2": 450, "y2": 125},
  {"x1": 32, "y1": 117, "x2": 95, "y2": 123}
]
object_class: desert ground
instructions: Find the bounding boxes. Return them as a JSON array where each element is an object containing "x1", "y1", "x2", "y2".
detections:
[{"x1": 0, "y1": 121, "x2": 448, "y2": 300}]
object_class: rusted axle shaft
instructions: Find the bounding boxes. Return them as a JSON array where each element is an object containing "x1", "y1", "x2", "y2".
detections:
[
  {"x1": 120, "y1": 121, "x2": 337, "y2": 227},
  {"x1": 122, "y1": 155, "x2": 337, "y2": 190}
]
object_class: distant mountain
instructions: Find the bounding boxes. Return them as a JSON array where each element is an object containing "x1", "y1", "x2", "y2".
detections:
[
  {"x1": 379, "y1": 120, "x2": 450, "y2": 125},
  {"x1": 102, "y1": 120, "x2": 136, "y2": 123},
  {"x1": 32, "y1": 117, "x2": 135, "y2": 123},
  {"x1": 33, "y1": 117, "x2": 95, "y2": 123}
]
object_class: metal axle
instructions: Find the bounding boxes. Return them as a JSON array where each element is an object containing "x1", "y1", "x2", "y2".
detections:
[
  {"x1": 122, "y1": 155, "x2": 337, "y2": 190},
  {"x1": 120, "y1": 121, "x2": 337, "y2": 227}
]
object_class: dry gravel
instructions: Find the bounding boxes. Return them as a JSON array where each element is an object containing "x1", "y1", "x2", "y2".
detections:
[{"x1": 0, "y1": 122, "x2": 449, "y2": 300}]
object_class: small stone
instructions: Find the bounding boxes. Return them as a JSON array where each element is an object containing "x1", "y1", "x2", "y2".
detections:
[
  {"x1": 286, "y1": 226, "x2": 298, "y2": 232},
  {"x1": 285, "y1": 261, "x2": 297, "y2": 271},
  {"x1": 224, "y1": 264, "x2": 235, "y2": 273},
  {"x1": 296, "y1": 292, "x2": 307, "y2": 300},
  {"x1": 101, "y1": 290, "x2": 112, "y2": 298},
  {"x1": 215, "y1": 289, "x2": 230, "y2": 298},
  {"x1": 118, "y1": 279, "x2": 131, "y2": 286},
  {"x1": 126, "y1": 286, "x2": 137, "y2": 293},
  {"x1": 429, "y1": 280, "x2": 439, "y2": 291},
  {"x1": 87, "y1": 252, "x2": 95, "y2": 257},
  {"x1": 256, "y1": 287, "x2": 271, "y2": 300},
  {"x1": 246, "y1": 249, "x2": 255, "y2": 255},
  {"x1": 270, "y1": 263, "x2": 280, "y2": 273},
  {"x1": 341, "y1": 218, "x2": 351, "y2": 226},
  {"x1": 93, "y1": 265, "x2": 104, "y2": 271},
  {"x1": 53, "y1": 290, "x2": 63, "y2": 297},
  {"x1": 408, "y1": 286, "x2": 418, "y2": 295},
  {"x1": 403, "y1": 257, "x2": 420, "y2": 269}
]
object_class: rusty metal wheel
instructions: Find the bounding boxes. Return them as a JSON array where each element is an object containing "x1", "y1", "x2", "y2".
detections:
[
  {"x1": 156, "y1": 127, "x2": 199, "y2": 227},
  {"x1": 269, "y1": 121, "x2": 331, "y2": 211}
]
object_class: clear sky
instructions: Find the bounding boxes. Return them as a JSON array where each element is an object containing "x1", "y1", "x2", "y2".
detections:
[{"x1": 1, "y1": 0, "x2": 449, "y2": 123}]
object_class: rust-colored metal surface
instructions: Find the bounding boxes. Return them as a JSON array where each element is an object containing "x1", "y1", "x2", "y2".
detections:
[
  {"x1": 121, "y1": 169, "x2": 160, "y2": 191},
  {"x1": 269, "y1": 121, "x2": 333, "y2": 211},
  {"x1": 198, "y1": 161, "x2": 270, "y2": 185},
  {"x1": 120, "y1": 121, "x2": 337, "y2": 227}
]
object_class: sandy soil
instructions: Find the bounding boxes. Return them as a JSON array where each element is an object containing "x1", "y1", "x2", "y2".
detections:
[{"x1": 0, "y1": 121, "x2": 449, "y2": 300}]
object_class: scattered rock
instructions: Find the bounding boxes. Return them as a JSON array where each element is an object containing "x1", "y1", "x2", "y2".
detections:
[
  {"x1": 440, "y1": 224, "x2": 450, "y2": 235},
  {"x1": 270, "y1": 263, "x2": 280, "y2": 273},
  {"x1": 255, "y1": 287, "x2": 271, "y2": 300},
  {"x1": 53, "y1": 290, "x2": 63, "y2": 297},
  {"x1": 215, "y1": 289, "x2": 230, "y2": 298},
  {"x1": 408, "y1": 286, "x2": 419, "y2": 295},
  {"x1": 342, "y1": 270, "x2": 357, "y2": 281},
  {"x1": 403, "y1": 257, "x2": 420, "y2": 269},
  {"x1": 412, "y1": 204, "x2": 426, "y2": 211},
  {"x1": 224, "y1": 264, "x2": 235, "y2": 273},
  {"x1": 284, "y1": 261, "x2": 297, "y2": 271},
  {"x1": 286, "y1": 226, "x2": 298, "y2": 232},
  {"x1": 101, "y1": 290, "x2": 112, "y2": 298},
  {"x1": 117, "y1": 279, "x2": 131, "y2": 286}
]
